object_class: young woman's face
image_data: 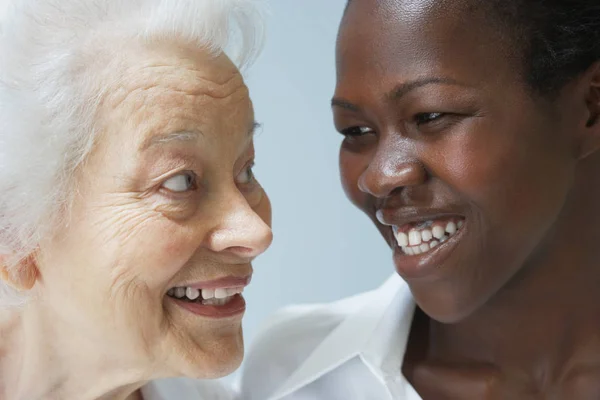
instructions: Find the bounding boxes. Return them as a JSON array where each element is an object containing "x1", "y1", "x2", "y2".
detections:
[{"x1": 334, "y1": 0, "x2": 588, "y2": 322}]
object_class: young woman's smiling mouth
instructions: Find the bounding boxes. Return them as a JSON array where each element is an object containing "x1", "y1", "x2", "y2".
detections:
[
  {"x1": 393, "y1": 218, "x2": 464, "y2": 255},
  {"x1": 377, "y1": 209, "x2": 467, "y2": 279}
]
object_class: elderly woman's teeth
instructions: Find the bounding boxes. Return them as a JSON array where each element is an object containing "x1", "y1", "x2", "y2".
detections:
[
  {"x1": 167, "y1": 286, "x2": 244, "y2": 305},
  {"x1": 186, "y1": 288, "x2": 200, "y2": 300},
  {"x1": 394, "y1": 219, "x2": 464, "y2": 256}
]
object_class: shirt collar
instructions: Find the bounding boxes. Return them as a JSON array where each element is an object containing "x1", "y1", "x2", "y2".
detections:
[
  {"x1": 362, "y1": 276, "x2": 416, "y2": 375},
  {"x1": 269, "y1": 274, "x2": 415, "y2": 400}
]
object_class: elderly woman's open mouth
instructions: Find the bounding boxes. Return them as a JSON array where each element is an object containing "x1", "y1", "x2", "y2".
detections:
[{"x1": 167, "y1": 276, "x2": 251, "y2": 318}]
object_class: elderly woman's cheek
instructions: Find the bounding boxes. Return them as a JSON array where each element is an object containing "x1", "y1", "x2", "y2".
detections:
[
  {"x1": 91, "y1": 197, "x2": 192, "y2": 270},
  {"x1": 91, "y1": 198, "x2": 165, "y2": 246}
]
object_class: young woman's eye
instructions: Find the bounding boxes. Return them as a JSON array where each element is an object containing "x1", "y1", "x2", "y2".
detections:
[
  {"x1": 237, "y1": 163, "x2": 256, "y2": 184},
  {"x1": 339, "y1": 126, "x2": 373, "y2": 137},
  {"x1": 161, "y1": 172, "x2": 196, "y2": 192},
  {"x1": 414, "y1": 112, "x2": 446, "y2": 125}
]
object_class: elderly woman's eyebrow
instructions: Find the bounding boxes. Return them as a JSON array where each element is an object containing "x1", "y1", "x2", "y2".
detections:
[
  {"x1": 141, "y1": 122, "x2": 261, "y2": 151},
  {"x1": 140, "y1": 131, "x2": 202, "y2": 151}
]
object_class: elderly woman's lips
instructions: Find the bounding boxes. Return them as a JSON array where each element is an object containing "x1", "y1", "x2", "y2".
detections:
[
  {"x1": 166, "y1": 275, "x2": 251, "y2": 318},
  {"x1": 169, "y1": 294, "x2": 246, "y2": 318}
]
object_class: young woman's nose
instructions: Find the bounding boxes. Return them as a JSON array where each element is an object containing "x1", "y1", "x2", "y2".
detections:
[{"x1": 358, "y1": 144, "x2": 427, "y2": 198}]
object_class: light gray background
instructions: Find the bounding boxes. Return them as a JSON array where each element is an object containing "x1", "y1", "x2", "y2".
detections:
[{"x1": 238, "y1": 0, "x2": 393, "y2": 362}]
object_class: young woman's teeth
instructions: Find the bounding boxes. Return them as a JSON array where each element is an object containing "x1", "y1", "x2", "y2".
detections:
[
  {"x1": 167, "y1": 286, "x2": 244, "y2": 305},
  {"x1": 394, "y1": 219, "x2": 464, "y2": 256}
]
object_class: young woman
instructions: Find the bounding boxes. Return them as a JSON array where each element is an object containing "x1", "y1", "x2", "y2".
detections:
[{"x1": 241, "y1": 1, "x2": 600, "y2": 399}]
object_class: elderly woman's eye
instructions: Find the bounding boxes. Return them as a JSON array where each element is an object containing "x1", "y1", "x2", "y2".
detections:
[
  {"x1": 414, "y1": 112, "x2": 446, "y2": 125},
  {"x1": 161, "y1": 173, "x2": 196, "y2": 192},
  {"x1": 237, "y1": 163, "x2": 256, "y2": 184}
]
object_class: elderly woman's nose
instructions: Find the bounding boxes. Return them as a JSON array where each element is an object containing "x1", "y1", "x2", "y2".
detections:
[
  {"x1": 205, "y1": 194, "x2": 273, "y2": 259},
  {"x1": 357, "y1": 147, "x2": 427, "y2": 198}
]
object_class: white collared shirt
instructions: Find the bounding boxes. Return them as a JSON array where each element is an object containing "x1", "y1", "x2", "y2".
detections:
[
  {"x1": 240, "y1": 274, "x2": 422, "y2": 400},
  {"x1": 141, "y1": 377, "x2": 234, "y2": 400}
]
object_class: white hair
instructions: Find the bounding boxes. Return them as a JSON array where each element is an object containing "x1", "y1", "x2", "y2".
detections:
[{"x1": 0, "y1": 0, "x2": 265, "y2": 306}]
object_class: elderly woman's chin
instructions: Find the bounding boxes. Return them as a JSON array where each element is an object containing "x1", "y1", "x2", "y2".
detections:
[
  {"x1": 0, "y1": 0, "x2": 272, "y2": 397},
  {"x1": 162, "y1": 308, "x2": 246, "y2": 378}
]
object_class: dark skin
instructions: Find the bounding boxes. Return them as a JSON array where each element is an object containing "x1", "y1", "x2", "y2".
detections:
[{"x1": 333, "y1": 0, "x2": 600, "y2": 398}]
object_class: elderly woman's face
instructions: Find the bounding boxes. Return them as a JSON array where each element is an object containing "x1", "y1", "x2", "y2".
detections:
[
  {"x1": 35, "y1": 44, "x2": 272, "y2": 377},
  {"x1": 334, "y1": 0, "x2": 585, "y2": 322}
]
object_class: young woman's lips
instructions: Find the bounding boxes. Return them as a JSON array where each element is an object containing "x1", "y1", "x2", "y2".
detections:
[{"x1": 391, "y1": 219, "x2": 467, "y2": 280}]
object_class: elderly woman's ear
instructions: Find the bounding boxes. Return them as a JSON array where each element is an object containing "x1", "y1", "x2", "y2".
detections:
[
  {"x1": 0, "y1": 255, "x2": 38, "y2": 291},
  {"x1": 576, "y1": 61, "x2": 600, "y2": 159}
]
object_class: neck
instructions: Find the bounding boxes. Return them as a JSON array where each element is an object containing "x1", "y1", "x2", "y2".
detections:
[
  {"x1": 0, "y1": 300, "x2": 148, "y2": 400},
  {"x1": 427, "y1": 156, "x2": 600, "y2": 379}
]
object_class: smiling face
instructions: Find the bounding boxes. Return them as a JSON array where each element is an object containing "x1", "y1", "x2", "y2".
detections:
[
  {"x1": 334, "y1": 0, "x2": 588, "y2": 322},
  {"x1": 33, "y1": 43, "x2": 272, "y2": 379}
]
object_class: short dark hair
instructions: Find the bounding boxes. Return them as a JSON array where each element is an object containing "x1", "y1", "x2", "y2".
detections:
[
  {"x1": 344, "y1": 0, "x2": 600, "y2": 97},
  {"x1": 483, "y1": 0, "x2": 600, "y2": 96}
]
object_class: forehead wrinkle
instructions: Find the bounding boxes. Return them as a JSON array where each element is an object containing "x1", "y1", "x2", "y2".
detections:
[
  {"x1": 134, "y1": 66, "x2": 246, "y2": 100},
  {"x1": 95, "y1": 49, "x2": 252, "y2": 156},
  {"x1": 101, "y1": 70, "x2": 249, "y2": 141},
  {"x1": 135, "y1": 89, "x2": 254, "y2": 153},
  {"x1": 105, "y1": 68, "x2": 247, "y2": 114}
]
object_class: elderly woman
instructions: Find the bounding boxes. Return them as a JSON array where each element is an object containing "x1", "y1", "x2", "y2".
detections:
[
  {"x1": 0, "y1": 0, "x2": 272, "y2": 399},
  {"x1": 242, "y1": 0, "x2": 600, "y2": 399}
]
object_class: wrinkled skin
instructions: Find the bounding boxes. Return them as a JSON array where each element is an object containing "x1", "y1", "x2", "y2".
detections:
[
  {"x1": 334, "y1": 0, "x2": 600, "y2": 398},
  {"x1": 0, "y1": 42, "x2": 272, "y2": 400}
]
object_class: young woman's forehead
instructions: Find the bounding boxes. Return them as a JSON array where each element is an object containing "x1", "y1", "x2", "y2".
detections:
[{"x1": 337, "y1": 0, "x2": 518, "y2": 94}]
